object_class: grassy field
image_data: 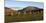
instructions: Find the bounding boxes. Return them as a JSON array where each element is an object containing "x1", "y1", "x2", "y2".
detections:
[{"x1": 5, "y1": 13, "x2": 43, "y2": 23}]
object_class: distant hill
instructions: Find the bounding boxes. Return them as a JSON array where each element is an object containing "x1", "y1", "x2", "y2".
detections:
[
  {"x1": 5, "y1": 7, "x2": 16, "y2": 16},
  {"x1": 22, "y1": 6, "x2": 41, "y2": 11},
  {"x1": 18, "y1": 6, "x2": 42, "y2": 12},
  {"x1": 17, "y1": 6, "x2": 43, "y2": 14},
  {"x1": 5, "y1": 7, "x2": 10, "y2": 9}
]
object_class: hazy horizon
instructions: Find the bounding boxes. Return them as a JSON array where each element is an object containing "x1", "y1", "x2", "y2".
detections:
[{"x1": 5, "y1": 0, "x2": 44, "y2": 10}]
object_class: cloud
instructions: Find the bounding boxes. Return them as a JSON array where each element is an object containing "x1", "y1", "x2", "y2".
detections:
[
  {"x1": 16, "y1": 0, "x2": 44, "y2": 2},
  {"x1": 5, "y1": 0, "x2": 11, "y2": 1}
]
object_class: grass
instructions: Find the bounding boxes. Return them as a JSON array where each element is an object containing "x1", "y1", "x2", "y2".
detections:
[{"x1": 5, "y1": 13, "x2": 43, "y2": 23}]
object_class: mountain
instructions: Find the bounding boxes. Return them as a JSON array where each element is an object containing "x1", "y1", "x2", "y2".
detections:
[
  {"x1": 18, "y1": 6, "x2": 43, "y2": 12},
  {"x1": 24, "y1": 6, "x2": 40, "y2": 10},
  {"x1": 20, "y1": 6, "x2": 41, "y2": 11}
]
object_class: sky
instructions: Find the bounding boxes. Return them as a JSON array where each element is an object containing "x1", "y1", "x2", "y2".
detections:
[
  {"x1": 16, "y1": 0, "x2": 44, "y2": 2},
  {"x1": 5, "y1": 0, "x2": 44, "y2": 10}
]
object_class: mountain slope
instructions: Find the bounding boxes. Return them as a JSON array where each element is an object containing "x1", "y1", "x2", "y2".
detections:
[{"x1": 21, "y1": 6, "x2": 40, "y2": 11}]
